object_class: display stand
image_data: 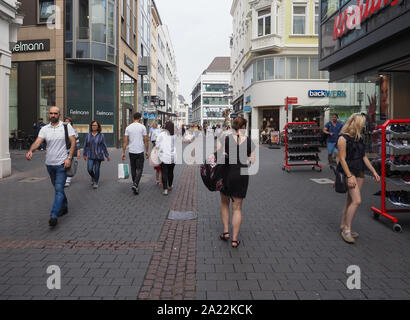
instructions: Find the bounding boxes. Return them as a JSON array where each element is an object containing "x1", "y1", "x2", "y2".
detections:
[
  {"x1": 371, "y1": 119, "x2": 410, "y2": 232},
  {"x1": 282, "y1": 122, "x2": 322, "y2": 173}
]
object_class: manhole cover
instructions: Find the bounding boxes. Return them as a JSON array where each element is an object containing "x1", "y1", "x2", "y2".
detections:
[
  {"x1": 168, "y1": 210, "x2": 197, "y2": 221},
  {"x1": 19, "y1": 177, "x2": 47, "y2": 183},
  {"x1": 310, "y1": 178, "x2": 334, "y2": 184}
]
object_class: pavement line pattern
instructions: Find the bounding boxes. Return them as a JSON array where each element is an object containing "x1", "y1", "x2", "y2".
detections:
[
  {"x1": 138, "y1": 165, "x2": 198, "y2": 300},
  {"x1": 0, "y1": 239, "x2": 157, "y2": 250}
]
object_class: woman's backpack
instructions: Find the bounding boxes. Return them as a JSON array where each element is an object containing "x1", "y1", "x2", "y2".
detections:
[{"x1": 200, "y1": 153, "x2": 225, "y2": 192}]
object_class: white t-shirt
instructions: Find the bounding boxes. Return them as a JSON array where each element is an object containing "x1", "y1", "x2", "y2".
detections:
[
  {"x1": 125, "y1": 122, "x2": 147, "y2": 154},
  {"x1": 38, "y1": 121, "x2": 75, "y2": 166},
  {"x1": 156, "y1": 131, "x2": 177, "y2": 164}
]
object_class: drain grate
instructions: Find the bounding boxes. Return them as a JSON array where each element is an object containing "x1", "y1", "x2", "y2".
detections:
[{"x1": 167, "y1": 210, "x2": 197, "y2": 221}]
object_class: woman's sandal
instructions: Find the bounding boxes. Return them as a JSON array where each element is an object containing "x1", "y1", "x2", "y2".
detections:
[
  {"x1": 231, "y1": 240, "x2": 241, "y2": 248},
  {"x1": 219, "y1": 232, "x2": 230, "y2": 241}
]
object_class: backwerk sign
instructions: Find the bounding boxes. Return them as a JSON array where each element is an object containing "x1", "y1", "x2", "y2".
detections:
[
  {"x1": 308, "y1": 90, "x2": 347, "y2": 98},
  {"x1": 12, "y1": 39, "x2": 50, "y2": 53}
]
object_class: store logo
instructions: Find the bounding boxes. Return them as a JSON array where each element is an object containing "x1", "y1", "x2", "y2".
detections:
[
  {"x1": 96, "y1": 111, "x2": 114, "y2": 116},
  {"x1": 333, "y1": 0, "x2": 403, "y2": 40},
  {"x1": 69, "y1": 109, "x2": 90, "y2": 116},
  {"x1": 308, "y1": 90, "x2": 346, "y2": 98},
  {"x1": 12, "y1": 40, "x2": 50, "y2": 53}
]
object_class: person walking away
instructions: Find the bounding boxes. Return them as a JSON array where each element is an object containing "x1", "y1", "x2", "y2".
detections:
[
  {"x1": 156, "y1": 121, "x2": 177, "y2": 196},
  {"x1": 149, "y1": 122, "x2": 161, "y2": 147},
  {"x1": 122, "y1": 112, "x2": 149, "y2": 195},
  {"x1": 83, "y1": 121, "x2": 110, "y2": 189},
  {"x1": 64, "y1": 117, "x2": 81, "y2": 187},
  {"x1": 337, "y1": 113, "x2": 380, "y2": 244},
  {"x1": 33, "y1": 118, "x2": 46, "y2": 150},
  {"x1": 218, "y1": 117, "x2": 255, "y2": 248},
  {"x1": 323, "y1": 113, "x2": 343, "y2": 165},
  {"x1": 26, "y1": 107, "x2": 76, "y2": 227}
]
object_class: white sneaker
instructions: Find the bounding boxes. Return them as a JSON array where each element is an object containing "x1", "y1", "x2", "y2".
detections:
[
  {"x1": 64, "y1": 182, "x2": 70, "y2": 188},
  {"x1": 93, "y1": 183, "x2": 98, "y2": 189}
]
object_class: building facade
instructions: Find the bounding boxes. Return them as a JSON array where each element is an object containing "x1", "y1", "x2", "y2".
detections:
[
  {"x1": 231, "y1": 0, "x2": 330, "y2": 140},
  {"x1": 0, "y1": 0, "x2": 23, "y2": 178},
  {"x1": 191, "y1": 57, "x2": 231, "y2": 127},
  {"x1": 319, "y1": 0, "x2": 410, "y2": 125},
  {"x1": 175, "y1": 95, "x2": 189, "y2": 129}
]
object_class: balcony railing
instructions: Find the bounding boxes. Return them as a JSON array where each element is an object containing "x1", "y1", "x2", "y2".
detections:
[{"x1": 251, "y1": 33, "x2": 281, "y2": 52}]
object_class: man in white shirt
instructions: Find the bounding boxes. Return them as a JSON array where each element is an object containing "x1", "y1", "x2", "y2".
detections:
[
  {"x1": 122, "y1": 112, "x2": 149, "y2": 195},
  {"x1": 26, "y1": 107, "x2": 76, "y2": 227}
]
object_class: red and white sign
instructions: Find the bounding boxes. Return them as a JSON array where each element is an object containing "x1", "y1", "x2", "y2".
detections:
[
  {"x1": 333, "y1": 0, "x2": 403, "y2": 41},
  {"x1": 286, "y1": 97, "x2": 298, "y2": 104}
]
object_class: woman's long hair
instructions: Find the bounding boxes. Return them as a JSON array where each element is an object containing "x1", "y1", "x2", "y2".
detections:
[
  {"x1": 340, "y1": 113, "x2": 366, "y2": 140},
  {"x1": 164, "y1": 120, "x2": 174, "y2": 136},
  {"x1": 89, "y1": 120, "x2": 102, "y2": 133}
]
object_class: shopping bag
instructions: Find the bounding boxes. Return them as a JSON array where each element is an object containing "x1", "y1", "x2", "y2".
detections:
[
  {"x1": 149, "y1": 146, "x2": 161, "y2": 167},
  {"x1": 118, "y1": 163, "x2": 130, "y2": 179},
  {"x1": 66, "y1": 159, "x2": 78, "y2": 177}
]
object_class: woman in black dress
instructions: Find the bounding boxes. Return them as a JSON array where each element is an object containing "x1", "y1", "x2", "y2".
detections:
[
  {"x1": 337, "y1": 113, "x2": 380, "y2": 244},
  {"x1": 219, "y1": 117, "x2": 255, "y2": 248}
]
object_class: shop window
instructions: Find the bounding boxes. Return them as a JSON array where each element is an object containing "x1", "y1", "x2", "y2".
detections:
[
  {"x1": 65, "y1": 0, "x2": 73, "y2": 40},
  {"x1": 286, "y1": 57, "x2": 297, "y2": 79},
  {"x1": 38, "y1": 0, "x2": 55, "y2": 24},
  {"x1": 78, "y1": 0, "x2": 90, "y2": 40},
  {"x1": 258, "y1": 8, "x2": 271, "y2": 37},
  {"x1": 39, "y1": 61, "x2": 56, "y2": 122},
  {"x1": 292, "y1": 4, "x2": 306, "y2": 35},
  {"x1": 321, "y1": 0, "x2": 339, "y2": 21},
  {"x1": 108, "y1": 2, "x2": 115, "y2": 46},
  {"x1": 310, "y1": 57, "x2": 320, "y2": 79},
  {"x1": 91, "y1": 0, "x2": 107, "y2": 43},
  {"x1": 298, "y1": 57, "x2": 309, "y2": 79}
]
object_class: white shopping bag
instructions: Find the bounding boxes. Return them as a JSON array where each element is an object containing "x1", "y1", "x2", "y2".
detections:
[
  {"x1": 118, "y1": 163, "x2": 130, "y2": 179},
  {"x1": 149, "y1": 146, "x2": 161, "y2": 167}
]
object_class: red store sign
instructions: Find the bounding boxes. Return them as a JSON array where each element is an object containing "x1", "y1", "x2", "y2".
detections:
[{"x1": 333, "y1": 0, "x2": 403, "y2": 40}]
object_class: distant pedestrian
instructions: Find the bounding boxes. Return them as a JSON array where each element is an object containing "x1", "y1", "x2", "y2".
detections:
[
  {"x1": 64, "y1": 117, "x2": 81, "y2": 188},
  {"x1": 337, "y1": 113, "x2": 380, "y2": 244},
  {"x1": 156, "y1": 121, "x2": 177, "y2": 196},
  {"x1": 122, "y1": 112, "x2": 149, "y2": 195},
  {"x1": 324, "y1": 113, "x2": 343, "y2": 165},
  {"x1": 26, "y1": 107, "x2": 76, "y2": 227},
  {"x1": 83, "y1": 121, "x2": 110, "y2": 189},
  {"x1": 182, "y1": 125, "x2": 186, "y2": 137},
  {"x1": 218, "y1": 117, "x2": 255, "y2": 248},
  {"x1": 33, "y1": 118, "x2": 46, "y2": 150},
  {"x1": 149, "y1": 122, "x2": 161, "y2": 147}
]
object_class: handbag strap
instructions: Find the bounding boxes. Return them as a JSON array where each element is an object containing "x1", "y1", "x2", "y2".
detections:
[{"x1": 63, "y1": 123, "x2": 70, "y2": 151}]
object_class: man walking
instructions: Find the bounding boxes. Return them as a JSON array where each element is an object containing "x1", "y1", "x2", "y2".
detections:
[
  {"x1": 122, "y1": 112, "x2": 149, "y2": 195},
  {"x1": 26, "y1": 107, "x2": 76, "y2": 227},
  {"x1": 323, "y1": 113, "x2": 343, "y2": 165}
]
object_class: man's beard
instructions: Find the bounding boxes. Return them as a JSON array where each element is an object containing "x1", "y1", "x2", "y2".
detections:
[{"x1": 50, "y1": 117, "x2": 59, "y2": 123}]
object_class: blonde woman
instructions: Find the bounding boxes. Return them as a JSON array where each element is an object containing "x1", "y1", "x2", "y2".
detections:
[{"x1": 337, "y1": 113, "x2": 380, "y2": 244}]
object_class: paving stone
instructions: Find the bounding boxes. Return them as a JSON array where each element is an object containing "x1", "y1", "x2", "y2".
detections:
[
  {"x1": 216, "y1": 280, "x2": 238, "y2": 291},
  {"x1": 251, "y1": 290, "x2": 275, "y2": 300},
  {"x1": 229, "y1": 291, "x2": 252, "y2": 300},
  {"x1": 237, "y1": 280, "x2": 260, "y2": 291},
  {"x1": 274, "y1": 291, "x2": 298, "y2": 300},
  {"x1": 93, "y1": 286, "x2": 120, "y2": 297},
  {"x1": 71, "y1": 285, "x2": 97, "y2": 297}
]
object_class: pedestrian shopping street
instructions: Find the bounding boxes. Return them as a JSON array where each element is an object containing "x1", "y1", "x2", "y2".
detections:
[{"x1": 0, "y1": 145, "x2": 409, "y2": 300}]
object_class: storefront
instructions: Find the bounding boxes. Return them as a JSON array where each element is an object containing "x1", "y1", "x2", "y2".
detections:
[{"x1": 319, "y1": 0, "x2": 410, "y2": 126}]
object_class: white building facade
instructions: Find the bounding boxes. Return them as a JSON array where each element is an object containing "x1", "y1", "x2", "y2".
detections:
[
  {"x1": 231, "y1": 0, "x2": 330, "y2": 140},
  {"x1": 191, "y1": 57, "x2": 231, "y2": 127},
  {"x1": 0, "y1": 0, "x2": 23, "y2": 178},
  {"x1": 175, "y1": 95, "x2": 189, "y2": 129}
]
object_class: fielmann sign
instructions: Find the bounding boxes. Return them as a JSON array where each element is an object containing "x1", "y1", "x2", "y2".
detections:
[
  {"x1": 12, "y1": 39, "x2": 50, "y2": 53},
  {"x1": 333, "y1": 0, "x2": 403, "y2": 40}
]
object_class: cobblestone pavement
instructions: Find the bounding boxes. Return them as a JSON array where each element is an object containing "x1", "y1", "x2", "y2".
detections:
[{"x1": 1, "y1": 144, "x2": 410, "y2": 300}]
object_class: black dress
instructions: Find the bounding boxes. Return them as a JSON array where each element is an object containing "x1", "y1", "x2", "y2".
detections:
[
  {"x1": 337, "y1": 134, "x2": 366, "y2": 177},
  {"x1": 221, "y1": 134, "x2": 254, "y2": 199}
]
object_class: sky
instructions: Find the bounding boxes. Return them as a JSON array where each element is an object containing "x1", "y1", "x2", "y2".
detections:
[{"x1": 155, "y1": 0, "x2": 232, "y2": 104}]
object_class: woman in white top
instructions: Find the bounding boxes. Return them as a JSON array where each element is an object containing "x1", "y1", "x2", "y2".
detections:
[{"x1": 156, "y1": 120, "x2": 177, "y2": 196}]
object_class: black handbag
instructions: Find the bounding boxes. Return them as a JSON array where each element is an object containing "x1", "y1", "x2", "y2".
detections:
[{"x1": 333, "y1": 166, "x2": 348, "y2": 193}]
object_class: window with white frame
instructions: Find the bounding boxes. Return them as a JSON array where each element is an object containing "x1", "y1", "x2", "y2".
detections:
[
  {"x1": 314, "y1": 3, "x2": 319, "y2": 35},
  {"x1": 38, "y1": 0, "x2": 55, "y2": 24},
  {"x1": 292, "y1": 3, "x2": 307, "y2": 35},
  {"x1": 275, "y1": 4, "x2": 280, "y2": 34},
  {"x1": 257, "y1": 8, "x2": 271, "y2": 37}
]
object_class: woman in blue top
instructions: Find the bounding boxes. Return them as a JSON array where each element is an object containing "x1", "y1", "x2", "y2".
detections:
[{"x1": 83, "y1": 121, "x2": 110, "y2": 189}]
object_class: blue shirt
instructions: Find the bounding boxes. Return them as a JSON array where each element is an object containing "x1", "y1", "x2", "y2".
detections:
[{"x1": 325, "y1": 121, "x2": 343, "y2": 143}]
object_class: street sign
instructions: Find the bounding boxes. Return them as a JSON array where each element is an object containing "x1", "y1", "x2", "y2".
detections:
[
  {"x1": 138, "y1": 65, "x2": 148, "y2": 75},
  {"x1": 286, "y1": 97, "x2": 298, "y2": 104},
  {"x1": 244, "y1": 106, "x2": 251, "y2": 112}
]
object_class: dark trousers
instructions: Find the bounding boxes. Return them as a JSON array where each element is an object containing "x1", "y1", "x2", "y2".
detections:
[
  {"x1": 160, "y1": 163, "x2": 175, "y2": 190},
  {"x1": 129, "y1": 152, "x2": 145, "y2": 186}
]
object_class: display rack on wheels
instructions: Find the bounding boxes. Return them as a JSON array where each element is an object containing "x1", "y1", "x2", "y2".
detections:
[
  {"x1": 371, "y1": 119, "x2": 410, "y2": 233},
  {"x1": 282, "y1": 122, "x2": 322, "y2": 173}
]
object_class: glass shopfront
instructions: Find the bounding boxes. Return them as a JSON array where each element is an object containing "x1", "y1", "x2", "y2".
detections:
[
  {"x1": 66, "y1": 63, "x2": 116, "y2": 146},
  {"x1": 120, "y1": 71, "x2": 136, "y2": 142},
  {"x1": 39, "y1": 61, "x2": 56, "y2": 122}
]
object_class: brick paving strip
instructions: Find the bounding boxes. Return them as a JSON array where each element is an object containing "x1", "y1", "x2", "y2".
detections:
[
  {"x1": 0, "y1": 239, "x2": 157, "y2": 250},
  {"x1": 138, "y1": 165, "x2": 198, "y2": 300}
]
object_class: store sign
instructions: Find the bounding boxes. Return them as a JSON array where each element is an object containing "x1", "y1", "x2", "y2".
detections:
[
  {"x1": 12, "y1": 39, "x2": 50, "y2": 53},
  {"x1": 308, "y1": 90, "x2": 347, "y2": 98},
  {"x1": 138, "y1": 65, "x2": 148, "y2": 75},
  {"x1": 159, "y1": 100, "x2": 166, "y2": 107},
  {"x1": 244, "y1": 106, "x2": 251, "y2": 112},
  {"x1": 333, "y1": 0, "x2": 403, "y2": 40},
  {"x1": 124, "y1": 54, "x2": 134, "y2": 71}
]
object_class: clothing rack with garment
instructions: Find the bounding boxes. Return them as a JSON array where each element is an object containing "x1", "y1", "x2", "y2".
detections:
[
  {"x1": 282, "y1": 122, "x2": 322, "y2": 173},
  {"x1": 371, "y1": 119, "x2": 410, "y2": 232}
]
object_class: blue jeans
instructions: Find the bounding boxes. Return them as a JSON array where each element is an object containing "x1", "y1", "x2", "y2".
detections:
[
  {"x1": 327, "y1": 142, "x2": 339, "y2": 155},
  {"x1": 87, "y1": 159, "x2": 102, "y2": 183},
  {"x1": 46, "y1": 165, "x2": 68, "y2": 218}
]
